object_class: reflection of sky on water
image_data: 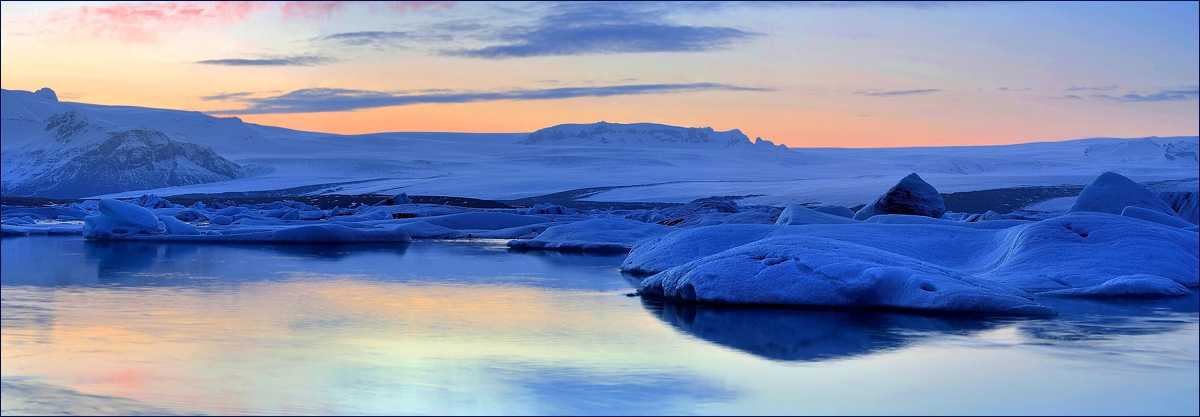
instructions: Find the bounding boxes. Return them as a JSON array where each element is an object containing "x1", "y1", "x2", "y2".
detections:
[{"x1": 2, "y1": 236, "x2": 1196, "y2": 415}]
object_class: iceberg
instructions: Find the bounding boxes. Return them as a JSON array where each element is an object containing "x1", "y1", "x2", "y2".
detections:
[
  {"x1": 854, "y1": 173, "x2": 946, "y2": 220},
  {"x1": 1068, "y1": 171, "x2": 1180, "y2": 217}
]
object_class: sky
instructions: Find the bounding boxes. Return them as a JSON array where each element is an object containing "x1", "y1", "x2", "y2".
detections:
[{"x1": 1, "y1": 1, "x2": 1197, "y2": 148}]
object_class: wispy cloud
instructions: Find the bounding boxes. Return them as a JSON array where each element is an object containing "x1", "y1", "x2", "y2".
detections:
[
  {"x1": 41, "y1": 1, "x2": 452, "y2": 43},
  {"x1": 445, "y1": 25, "x2": 758, "y2": 59},
  {"x1": 854, "y1": 89, "x2": 941, "y2": 96},
  {"x1": 196, "y1": 55, "x2": 336, "y2": 66},
  {"x1": 200, "y1": 92, "x2": 258, "y2": 101},
  {"x1": 440, "y1": 3, "x2": 759, "y2": 59},
  {"x1": 1092, "y1": 89, "x2": 1199, "y2": 102},
  {"x1": 209, "y1": 83, "x2": 773, "y2": 114},
  {"x1": 320, "y1": 31, "x2": 414, "y2": 47},
  {"x1": 1066, "y1": 85, "x2": 1118, "y2": 91}
]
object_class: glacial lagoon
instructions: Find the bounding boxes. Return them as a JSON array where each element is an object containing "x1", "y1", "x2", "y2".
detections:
[{"x1": 2, "y1": 236, "x2": 1197, "y2": 415}]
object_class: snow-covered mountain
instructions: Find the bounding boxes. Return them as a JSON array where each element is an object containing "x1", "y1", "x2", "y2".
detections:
[
  {"x1": 2, "y1": 89, "x2": 249, "y2": 198},
  {"x1": 1, "y1": 88, "x2": 1196, "y2": 206},
  {"x1": 523, "y1": 122, "x2": 786, "y2": 150}
]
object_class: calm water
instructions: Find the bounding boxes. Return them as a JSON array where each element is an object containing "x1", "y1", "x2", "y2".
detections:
[{"x1": 2, "y1": 236, "x2": 1197, "y2": 415}]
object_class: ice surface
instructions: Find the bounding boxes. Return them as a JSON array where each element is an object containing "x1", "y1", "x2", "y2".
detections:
[
  {"x1": 854, "y1": 173, "x2": 947, "y2": 220},
  {"x1": 6, "y1": 89, "x2": 1197, "y2": 209},
  {"x1": 1041, "y1": 275, "x2": 1191, "y2": 298},
  {"x1": 508, "y1": 218, "x2": 672, "y2": 254}
]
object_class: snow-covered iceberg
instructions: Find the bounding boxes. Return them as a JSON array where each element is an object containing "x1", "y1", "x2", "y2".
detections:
[{"x1": 639, "y1": 235, "x2": 1054, "y2": 315}]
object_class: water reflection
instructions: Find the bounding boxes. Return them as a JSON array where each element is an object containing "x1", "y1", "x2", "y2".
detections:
[
  {"x1": 1, "y1": 236, "x2": 627, "y2": 292},
  {"x1": 643, "y1": 298, "x2": 1012, "y2": 361},
  {"x1": 1, "y1": 236, "x2": 1196, "y2": 415}
]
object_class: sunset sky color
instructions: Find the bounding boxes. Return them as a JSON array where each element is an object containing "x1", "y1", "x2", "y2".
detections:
[{"x1": 2, "y1": 1, "x2": 1197, "y2": 148}]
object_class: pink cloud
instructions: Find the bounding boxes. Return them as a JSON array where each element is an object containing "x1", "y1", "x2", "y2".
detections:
[{"x1": 44, "y1": 1, "x2": 454, "y2": 43}]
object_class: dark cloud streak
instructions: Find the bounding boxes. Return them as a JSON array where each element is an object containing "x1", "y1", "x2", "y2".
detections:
[
  {"x1": 196, "y1": 56, "x2": 336, "y2": 66},
  {"x1": 210, "y1": 83, "x2": 773, "y2": 114},
  {"x1": 854, "y1": 89, "x2": 941, "y2": 96}
]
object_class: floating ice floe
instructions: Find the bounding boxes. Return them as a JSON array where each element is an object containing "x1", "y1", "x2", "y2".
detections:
[
  {"x1": 632, "y1": 212, "x2": 1197, "y2": 309},
  {"x1": 639, "y1": 235, "x2": 1055, "y2": 315},
  {"x1": 507, "y1": 218, "x2": 673, "y2": 253},
  {"x1": 81, "y1": 199, "x2": 412, "y2": 243}
]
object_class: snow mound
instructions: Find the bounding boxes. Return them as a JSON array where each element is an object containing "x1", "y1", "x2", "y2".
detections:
[
  {"x1": 853, "y1": 173, "x2": 946, "y2": 220},
  {"x1": 1158, "y1": 191, "x2": 1198, "y2": 225},
  {"x1": 507, "y1": 218, "x2": 672, "y2": 254},
  {"x1": 1068, "y1": 172, "x2": 1179, "y2": 217},
  {"x1": 83, "y1": 199, "x2": 162, "y2": 239},
  {"x1": 639, "y1": 235, "x2": 1053, "y2": 315},
  {"x1": 776, "y1": 204, "x2": 858, "y2": 225}
]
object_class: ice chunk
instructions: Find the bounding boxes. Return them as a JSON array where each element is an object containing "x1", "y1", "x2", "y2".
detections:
[
  {"x1": 376, "y1": 192, "x2": 413, "y2": 206},
  {"x1": 854, "y1": 173, "x2": 946, "y2": 220},
  {"x1": 1121, "y1": 206, "x2": 1195, "y2": 229},
  {"x1": 134, "y1": 194, "x2": 177, "y2": 209},
  {"x1": 151, "y1": 208, "x2": 208, "y2": 222},
  {"x1": 83, "y1": 199, "x2": 162, "y2": 239},
  {"x1": 1068, "y1": 172, "x2": 1180, "y2": 217},
  {"x1": 215, "y1": 206, "x2": 248, "y2": 217},
  {"x1": 776, "y1": 204, "x2": 858, "y2": 225},
  {"x1": 523, "y1": 203, "x2": 575, "y2": 215},
  {"x1": 508, "y1": 218, "x2": 672, "y2": 254},
  {"x1": 813, "y1": 205, "x2": 855, "y2": 218},
  {"x1": 159, "y1": 215, "x2": 200, "y2": 235},
  {"x1": 210, "y1": 215, "x2": 234, "y2": 226},
  {"x1": 639, "y1": 236, "x2": 1053, "y2": 315}
]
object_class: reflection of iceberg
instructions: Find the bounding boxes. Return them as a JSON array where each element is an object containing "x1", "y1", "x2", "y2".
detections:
[
  {"x1": 1021, "y1": 292, "x2": 1199, "y2": 342},
  {"x1": 643, "y1": 298, "x2": 1011, "y2": 361}
]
